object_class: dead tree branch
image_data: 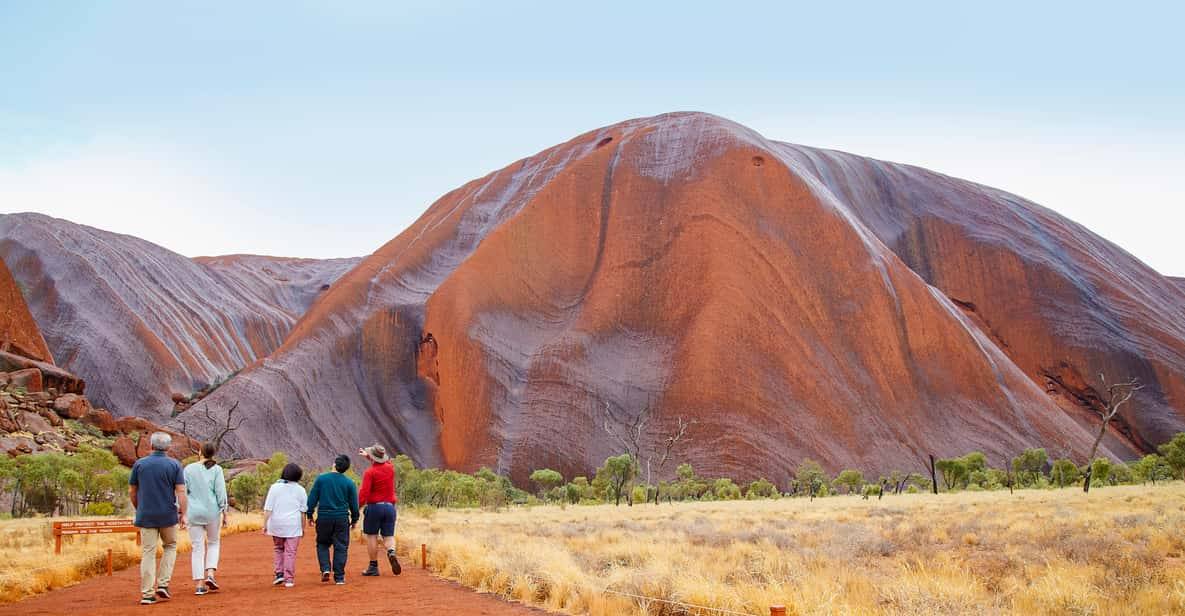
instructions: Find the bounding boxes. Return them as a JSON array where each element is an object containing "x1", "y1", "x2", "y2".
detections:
[{"x1": 1083, "y1": 374, "x2": 1143, "y2": 493}]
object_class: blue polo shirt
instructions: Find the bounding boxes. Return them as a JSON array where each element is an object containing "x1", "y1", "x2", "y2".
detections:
[{"x1": 129, "y1": 451, "x2": 184, "y2": 528}]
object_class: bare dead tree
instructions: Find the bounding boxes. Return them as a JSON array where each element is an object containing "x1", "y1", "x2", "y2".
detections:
[
  {"x1": 1083, "y1": 375, "x2": 1142, "y2": 493},
  {"x1": 169, "y1": 401, "x2": 243, "y2": 457},
  {"x1": 601, "y1": 399, "x2": 695, "y2": 505},
  {"x1": 602, "y1": 400, "x2": 647, "y2": 505},
  {"x1": 647, "y1": 416, "x2": 695, "y2": 505}
]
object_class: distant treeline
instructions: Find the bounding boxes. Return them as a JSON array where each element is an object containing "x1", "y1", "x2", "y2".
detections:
[
  {"x1": 225, "y1": 432, "x2": 1185, "y2": 510},
  {"x1": 3, "y1": 432, "x2": 1184, "y2": 518}
]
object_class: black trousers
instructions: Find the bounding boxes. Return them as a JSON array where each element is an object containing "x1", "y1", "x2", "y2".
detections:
[{"x1": 314, "y1": 518, "x2": 350, "y2": 581}]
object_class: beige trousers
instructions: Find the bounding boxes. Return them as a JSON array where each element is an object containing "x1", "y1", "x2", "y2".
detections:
[{"x1": 140, "y1": 526, "x2": 178, "y2": 597}]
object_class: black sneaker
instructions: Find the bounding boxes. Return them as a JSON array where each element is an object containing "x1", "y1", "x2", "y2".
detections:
[
  {"x1": 272, "y1": 574, "x2": 285, "y2": 586},
  {"x1": 194, "y1": 586, "x2": 209, "y2": 596},
  {"x1": 361, "y1": 564, "x2": 380, "y2": 577},
  {"x1": 155, "y1": 587, "x2": 171, "y2": 600},
  {"x1": 140, "y1": 595, "x2": 157, "y2": 605},
  {"x1": 388, "y1": 549, "x2": 401, "y2": 575},
  {"x1": 321, "y1": 571, "x2": 332, "y2": 583},
  {"x1": 205, "y1": 575, "x2": 220, "y2": 591},
  {"x1": 334, "y1": 578, "x2": 345, "y2": 585}
]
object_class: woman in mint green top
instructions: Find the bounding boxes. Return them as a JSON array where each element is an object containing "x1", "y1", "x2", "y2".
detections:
[{"x1": 184, "y1": 443, "x2": 228, "y2": 595}]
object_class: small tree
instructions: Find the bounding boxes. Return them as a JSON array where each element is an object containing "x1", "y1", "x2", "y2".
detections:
[
  {"x1": 1156, "y1": 432, "x2": 1185, "y2": 480},
  {"x1": 796, "y1": 459, "x2": 828, "y2": 500},
  {"x1": 1051, "y1": 458, "x2": 1082, "y2": 488},
  {"x1": 1011, "y1": 448, "x2": 1048, "y2": 487},
  {"x1": 833, "y1": 469, "x2": 864, "y2": 494},
  {"x1": 1130, "y1": 454, "x2": 1172, "y2": 485},
  {"x1": 228, "y1": 472, "x2": 262, "y2": 512},
  {"x1": 713, "y1": 478, "x2": 741, "y2": 500},
  {"x1": 597, "y1": 454, "x2": 635, "y2": 506},
  {"x1": 529, "y1": 469, "x2": 563, "y2": 500},
  {"x1": 745, "y1": 478, "x2": 777, "y2": 499},
  {"x1": 934, "y1": 458, "x2": 968, "y2": 491},
  {"x1": 1089, "y1": 458, "x2": 1113, "y2": 487},
  {"x1": 959, "y1": 452, "x2": 987, "y2": 474}
]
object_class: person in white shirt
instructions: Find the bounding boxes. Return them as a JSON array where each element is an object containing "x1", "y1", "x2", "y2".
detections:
[{"x1": 263, "y1": 463, "x2": 308, "y2": 587}]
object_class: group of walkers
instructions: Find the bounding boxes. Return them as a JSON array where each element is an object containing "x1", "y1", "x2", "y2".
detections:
[{"x1": 128, "y1": 432, "x2": 400, "y2": 606}]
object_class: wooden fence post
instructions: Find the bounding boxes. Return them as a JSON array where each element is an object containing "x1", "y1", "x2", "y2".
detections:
[
  {"x1": 107, "y1": 548, "x2": 113, "y2": 576},
  {"x1": 770, "y1": 606, "x2": 787, "y2": 616},
  {"x1": 421, "y1": 543, "x2": 426, "y2": 569}
]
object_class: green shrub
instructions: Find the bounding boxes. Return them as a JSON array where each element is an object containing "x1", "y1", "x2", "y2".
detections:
[
  {"x1": 745, "y1": 478, "x2": 777, "y2": 499},
  {"x1": 84, "y1": 502, "x2": 115, "y2": 516},
  {"x1": 833, "y1": 469, "x2": 864, "y2": 494}
]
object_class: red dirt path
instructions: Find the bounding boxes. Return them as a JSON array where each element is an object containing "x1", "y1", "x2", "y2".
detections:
[{"x1": 0, "y1": 530, "x2": 548, "y2": 616}]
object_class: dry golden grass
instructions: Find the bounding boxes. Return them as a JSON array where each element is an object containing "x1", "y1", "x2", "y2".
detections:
[
  {"x1": 398, "y1": 483, "x2": 1185, "y2": 615},
  {"x1": 0, "y1": 512, "x2": 262, "y2": 603}
]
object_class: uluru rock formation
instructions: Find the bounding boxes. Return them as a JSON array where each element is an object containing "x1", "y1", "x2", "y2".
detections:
[
  {"x1": 176, "y1": 112, "x2": 1184, "y2": 482},
  {"x1": 0, "y1": 213, "x2": 360, "y2": 420}
]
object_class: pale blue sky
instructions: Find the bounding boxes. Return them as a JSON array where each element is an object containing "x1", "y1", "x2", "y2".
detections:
[{"x1": 1, "y1": 1, "x2": 1182, "y2": 274}]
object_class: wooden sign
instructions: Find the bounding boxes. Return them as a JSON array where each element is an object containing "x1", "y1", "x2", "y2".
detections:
[{"x1": 53, "y1": 519, "x2": 139, "y2": 554}]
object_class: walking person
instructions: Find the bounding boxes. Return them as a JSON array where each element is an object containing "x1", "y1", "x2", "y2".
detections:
[
  {"x1": 358, "y1": 444, "x2": 401, "y2": 576},
  {"x1": 128, "y1": 432, "x2": 187, "y2": 605},
  {"x1": 306, "y1": 454, "x2": 359, "y2": 585},
  {"x1": 263, "y1": 463, "x2": 307, "y2": 587},
  {"x1": 183, "y1": 442, "x2": 228, "y2": 596}
]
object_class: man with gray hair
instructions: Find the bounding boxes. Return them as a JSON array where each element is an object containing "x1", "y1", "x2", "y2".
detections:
[{"x1": 129, "y1": 431, "x2": 187, "y2": 605}]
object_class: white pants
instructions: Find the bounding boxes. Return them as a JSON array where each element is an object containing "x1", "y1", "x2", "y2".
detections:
[{"x1": 189, "y1": 522, "x2": 221, "y2": 580}]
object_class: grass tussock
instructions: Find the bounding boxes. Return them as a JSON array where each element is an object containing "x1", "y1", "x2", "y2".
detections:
[
  {"x1": 0, "y1": 512, "x2": 262, "y2": 603},
  {"x1": 398, "y1": 483, "x2": 1185, "y2": 615}
]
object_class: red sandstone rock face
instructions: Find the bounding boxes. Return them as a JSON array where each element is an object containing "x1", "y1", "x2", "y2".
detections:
[
  {"x1": 195, "y1": 113, "x2": 1185, "y2": 482},
  {"x1": 0, "y1": 257, "x2": 51, "y2": 362},
  {"x1": 0, "y1": 213, "x2": 359, "y2": 421}
]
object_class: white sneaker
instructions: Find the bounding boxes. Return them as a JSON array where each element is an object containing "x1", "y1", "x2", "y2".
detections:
[{"x1": 284, "y1": 582, "x2": 294, "y2": 588}]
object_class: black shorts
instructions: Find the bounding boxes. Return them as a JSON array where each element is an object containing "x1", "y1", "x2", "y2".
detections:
[{"x1": 362, "y1": 503, "x2": 396, "y2": 536}]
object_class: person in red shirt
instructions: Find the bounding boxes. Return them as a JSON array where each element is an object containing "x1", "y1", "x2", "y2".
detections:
[{"x1": 357, "y1": 444, "x2": 401, "y2": 576}]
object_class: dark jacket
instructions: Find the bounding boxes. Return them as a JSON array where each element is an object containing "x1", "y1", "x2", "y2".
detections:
[{"x1": 306, "y1": 471, "x2": 359, "y2": 523}]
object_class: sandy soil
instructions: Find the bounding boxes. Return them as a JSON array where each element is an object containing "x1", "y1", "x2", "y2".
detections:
[{"x1": 0, "y1": 529, "x2": 548, "y2": 616}]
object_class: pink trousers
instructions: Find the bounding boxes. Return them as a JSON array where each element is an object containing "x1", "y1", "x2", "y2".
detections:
[{"x1": 272, "y1": 536, "x2": 300, "y2": 583}]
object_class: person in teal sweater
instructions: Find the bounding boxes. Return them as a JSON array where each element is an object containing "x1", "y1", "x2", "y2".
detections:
[
  {"x1": 306, "y1": 454, "x2": 359, "y2": 584},
  {"x1": 184, "y1": 442, "x2": 228, "y2": 595}
]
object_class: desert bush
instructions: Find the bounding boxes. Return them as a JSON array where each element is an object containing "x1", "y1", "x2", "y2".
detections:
[
  {"x1": 83, "y1": 502, "x2": 115, "y2": 516},
  {"x1": 1157, "y1": 432, "x2": 1185, "y2": 480},
  {"x1": 712, "y1": 478, "x2": 741, "y2": 500},
  {"x1": 744, "y1": 478, "x2": 776, "y2": 499},
  {"x1": 228, "y1": 470, "x2": 264, "y2": 512},
  {"x1": 833, "y1": 469, "x2": 865, "y2": 494},
  {"x1": 1051, "y1": 458, "x2": 1082, "y2": 488}
]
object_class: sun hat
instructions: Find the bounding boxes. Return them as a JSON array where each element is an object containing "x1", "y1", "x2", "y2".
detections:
[{"x1": 362, "y1": 444, "x2": 390, "y2": 463}]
